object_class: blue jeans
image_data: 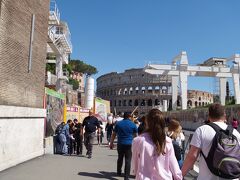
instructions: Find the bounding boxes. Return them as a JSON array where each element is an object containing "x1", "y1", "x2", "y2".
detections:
[
  {"x1": 59, "y1": 134, "x2": 68, "y2": 154},
  {"x1": 178, "y1": 159, "x2": 183, "y2": 169}
]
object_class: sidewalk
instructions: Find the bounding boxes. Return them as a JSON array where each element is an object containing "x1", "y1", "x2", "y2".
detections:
[{"x1": 0, "y1": 143, "x2": 197, "y2": 180}]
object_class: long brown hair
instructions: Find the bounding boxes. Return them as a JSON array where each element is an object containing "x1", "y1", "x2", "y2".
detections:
[
  {"x1": 168, "y1": 119, "x2": 181, "y2": 140},
  {"x1": 146, "y1": 109, "x2": 166, "y2": 156}
]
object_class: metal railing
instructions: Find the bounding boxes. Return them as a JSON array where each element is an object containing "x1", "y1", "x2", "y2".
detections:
[
  {"x1": 182, "y1": 133, "x2": 193, "y2": 160},
  {"x1": 49, "y1": 1, "x2": 60, "y2": 24},
  {"x1": 55, "y1": 34, "x2": 72, "y2": 53},
  {"x1": 182, "y1": 130, "x2": 199, "y2": 176}
]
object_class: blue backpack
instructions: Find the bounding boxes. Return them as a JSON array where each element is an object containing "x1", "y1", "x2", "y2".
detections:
[{"x1": 201, "y1": 123, "x2": 240, "y2": 179}]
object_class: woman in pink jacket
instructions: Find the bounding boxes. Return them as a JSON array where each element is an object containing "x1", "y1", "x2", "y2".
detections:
[{"x1": 132, "y1": 109, "x2": 183, "y2": 180}]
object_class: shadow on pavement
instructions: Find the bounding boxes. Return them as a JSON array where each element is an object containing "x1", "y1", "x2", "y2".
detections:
[{"x1": 78, "y1": 171, "x2": 119, "y2": 180}]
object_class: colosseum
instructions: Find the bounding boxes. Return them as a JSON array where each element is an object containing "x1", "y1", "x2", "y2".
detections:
[{"x1": 96, "y1": 68, "x2": 213, "y2": 116}]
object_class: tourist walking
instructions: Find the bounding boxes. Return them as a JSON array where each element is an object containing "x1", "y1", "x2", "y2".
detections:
[
  {"x1": 68, "y1": 122, "x2": 75, "y2": 155},
  {"x1": 182, "y1": 103, "x2": 240, "y2": 179},
  {"x1": 137, "y1": 116, "x2": 146, "y2": 135},
  {"x1": 132, "y1": 109, "x2": 182, "y2": 180},
  {"x1": 105, "y1": 121, "x2": 114, "y2": 145},
  {"x1": 73, "y1": 119, "x2": 83, "y2": 155},
  {"x1": 232, "y1": 118, "x2": 239, "y2": 130},
  {"x1": 167, "y1": 119, "x2": 184, "y2": 168},
  {"x1": 97, "y1": 121, "x2": 103, "y2": 145},
  {"x1": 55, "y1": 122, "x2": 65, "y2": 154},
  {"x1": 59, "y1": 120, "x2": 73, "y2": 155},
  {"x1": 81, "y1": 110, "x2": 100, "y2": 159},
  {"x1": 109, "y1": 112, "x2": 138, "y2": 180}
]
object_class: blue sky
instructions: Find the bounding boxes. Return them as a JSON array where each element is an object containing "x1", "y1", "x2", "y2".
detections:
[{"x1": 57, "y1": 0, "x2": 240, "y2": 93}]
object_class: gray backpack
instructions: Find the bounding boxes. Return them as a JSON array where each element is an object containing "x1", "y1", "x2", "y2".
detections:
[{"x1": 201, "y1": 123, "x2": 240, "y2": 179}]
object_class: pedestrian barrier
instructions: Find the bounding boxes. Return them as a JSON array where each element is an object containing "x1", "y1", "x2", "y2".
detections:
[{"x1": 182, "y1": 130, "x2": 199, "y2": 174}]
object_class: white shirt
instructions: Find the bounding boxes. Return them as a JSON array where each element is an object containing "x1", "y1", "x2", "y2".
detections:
[
  {"x1": 176, "y1": 132, "x2": 185, "y2": 147},
  {"x1": 191, "y1": 121, "x2": 240, "y2": 180},
  {"x1": 107, "y1": 116, "x2": 113, "y2": 124},
  {"x1": 113, "y1": 117, "x2": 123, "y2": 123}
]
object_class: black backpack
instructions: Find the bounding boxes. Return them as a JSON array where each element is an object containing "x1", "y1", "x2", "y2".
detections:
[{"x1": 201, "y1": 123, "x2": 240, "y2": 179}]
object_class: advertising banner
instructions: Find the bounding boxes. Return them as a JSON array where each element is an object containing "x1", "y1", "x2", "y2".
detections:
[
  {"x1": 79, "y1": 108, "x2": 89, "y2": 123},
  {"x1": 45, "y1": 88, "x2": 65, "y2": 137},
  {"x1": 94, "y1": 97, "x2": 110, "y2": 122},
  {"x1": 66, "y1": 106, "x2": 80, "y2": 122}
]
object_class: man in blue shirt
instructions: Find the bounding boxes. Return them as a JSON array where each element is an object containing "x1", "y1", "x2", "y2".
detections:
[{"x1": 110, "y1": 112, "x2": 138, "y2": 180}]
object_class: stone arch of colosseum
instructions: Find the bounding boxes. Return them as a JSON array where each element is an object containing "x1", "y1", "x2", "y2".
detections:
[{"x1": 97, "y1": 69, "x2": 213, "y2": 115}]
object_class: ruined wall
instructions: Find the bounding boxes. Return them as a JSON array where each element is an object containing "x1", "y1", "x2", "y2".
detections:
[{"x1": 166, "y1": 105, "x2": 240, "y2": 130}]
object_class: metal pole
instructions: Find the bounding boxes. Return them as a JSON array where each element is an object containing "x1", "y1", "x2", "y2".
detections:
[{"x1": 28, "y1": 14, "x2": 35, "y2": 73}]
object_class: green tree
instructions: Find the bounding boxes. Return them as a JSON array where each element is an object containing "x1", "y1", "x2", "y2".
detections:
[
  {"x1": 68, "y1": 78, "x2": 79, "y2": 90},
  {"x1": 63, "y1": 64, "x2": 73, "y2": 75},
  {"x1": 46, "y1": 63, "x2": 56, "y2": 74},
  {"x1": 69, "y1": 59, "x2": 98, "y2": 75}
]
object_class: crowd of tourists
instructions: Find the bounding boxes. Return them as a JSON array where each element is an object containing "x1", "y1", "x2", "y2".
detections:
[{"x1": 54, "y1": 103, "x2": 240, "y2": 180}]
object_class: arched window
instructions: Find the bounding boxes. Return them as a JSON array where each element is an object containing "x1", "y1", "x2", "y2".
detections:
[
  {"x1": 135, "y1": 87, "x2": 139, "y2": 94},
  {"x1": 195, "y1": 101, "x2": 198, "y2": 107},
  {"x1": 142, "y1": 87, "x2": 146, "y2": 94},
  {"x1": 155, "y1": 99, "x2": 160, "y2": 105},
  {"x1": 129, "y1": 100, "x2": 132, "y2": 106},
  {"x1": 129, "y1": 87, "x2": 133, "y2": 95},
  {"x1": 141, "y1": 99, "x2": 146, "y2": 106},
  {"x1": 187, "y1": 100, "x2": 192, "y2": 107},
  {"x1": 134, "y1": 99, "x2": 139, "y2": 106},
  {"x1": 177, "y1": 99, "x2": 181, "y2": 106},
  {"x1": 124, "y1": 88, "x2": 128, "y2": 95},
  {"x1": 118, "y1": 89, "x2": 122, "y2": 95},
  {"x1": 114, "y1": 100, "x2": 117, "y2": 106},
  {"x1": 118, "y1": 100, "x2": 122, "y2": 106},
  {"x1": 148, "y1": 99, "x2": 153, "y2": 106},
  {"x1": 199, "y1": 97, "x2": 201, "y2": 101},
  {"x1": 162, "y1": 86, "x2": 167, "y2": 94},
  {"x1": 154, "y1": 86, "x2": 160, "y2": 94},
  {"x1": 123, "y1": 100, "x2": 127, "y2": 106},
  {"x1": 148, "y1": 86, "x2": 153, "y2": 93}
]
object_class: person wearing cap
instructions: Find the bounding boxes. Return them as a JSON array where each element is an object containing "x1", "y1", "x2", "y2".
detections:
[
  {"x1": 81, "y1": 110, "x2": 100, "y2": 159},
  {"x1": 109, "y1": 112, "x2": 138, "y2": 180}
]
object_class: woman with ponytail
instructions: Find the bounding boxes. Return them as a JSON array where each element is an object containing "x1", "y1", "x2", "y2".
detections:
[{"x1": 132, "y1": 109, "x2": 182, "y2": 180}]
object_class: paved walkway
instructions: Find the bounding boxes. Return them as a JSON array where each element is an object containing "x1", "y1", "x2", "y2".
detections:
[{"x1": 0, "y1": 142, "x2": 197, "y2": 180}]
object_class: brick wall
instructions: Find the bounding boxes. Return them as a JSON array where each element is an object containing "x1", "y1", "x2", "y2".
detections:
[{"x1": 0, "y1": 0, "x2": 50, "y2": 108}]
